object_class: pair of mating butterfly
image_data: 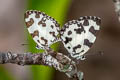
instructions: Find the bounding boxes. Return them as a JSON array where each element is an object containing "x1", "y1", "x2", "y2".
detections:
[{"x1": 24, "y1": 10, "x2": 101, "y2": 61}]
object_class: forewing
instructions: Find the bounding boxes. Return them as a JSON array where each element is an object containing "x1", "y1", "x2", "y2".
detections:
[
  {"x1": 60, "y1": 16, "x2": 101, "y2": 59},
  {"x1": 24, "y1": 10, "x2": 60, "y2": 49}
]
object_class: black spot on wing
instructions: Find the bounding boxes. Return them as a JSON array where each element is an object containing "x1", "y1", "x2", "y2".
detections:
[
  {"x1": 67, "y1": 46, "x2": 71, "y2": 49},
  {"x1": 34, "y1": 11, "x2": 41, "y2": 18},
  {"x1": 68, "y1": 30, "x2": 72, "y2": 35},
  {"x1": 50, "y1": 25, "x2": 54, "y2": 29},
  {"x1": 72, "y1": 50, "x2": 85, "y2": 56},
  {"x1": 83, "y1": 19, "x2": 89, "y2": 26},
  {"x1": 81, "y1": 50, "x2": 84, "y2": 53},
  {"x1": 38, "y1": 18, "x2": 46, "y2": 27},
  {"x1": 73, "y1": 45, "x2": 81, "y2": 52},
  {"x1": 49, "y1": 31, "x2": 56, "y2": 37},
  {"x1": 84, "y1": 39, "x2": 93, "y2": 48},
  {"x1": 31, "y1": 30, "x2": 39, "y2": 38},
  {"x1": 87, "y1": 16, "x2": 90, "y2": 19},
  {"x1": 64, "y1": 37, "x2": 72, "y2": 44},
  {"x1": 25, "y1": 18, "x2": 34, "y2": 28},
  {"x1": 74, "y1": 27, "x2": 85, "y2": 34},
  {"x1": 90, "y1": 16, "x2": 101, "y2": 25},
  {"x1": 37, "y1": 40, "x2": 40, "y2": 43},
  {"x1": 78, "y1": 16, "x2": 101, "y2": 26},
  {"x1": 89, "y1": 26, "x2": 99, "y2": 36},
  {"x1": 77, "y1": 23, "x2": 82, "y2": 27},
  {"x1": 41, "y1": 37, "x2": 48, "y2": 45},
  {"x1": 95, "y1": 17, "x2": 101, "y2": 25}
]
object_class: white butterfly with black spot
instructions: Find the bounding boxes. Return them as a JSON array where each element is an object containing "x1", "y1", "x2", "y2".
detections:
[
  {"x1": 24, "y1": 10, "x2": 101, "y2": 60},
  {"x1": 60, "y1": 16, "x2": 101, "y2": 60},
  {"x1": 24, "y1": 10, "x2": 60, "y2": 50}
]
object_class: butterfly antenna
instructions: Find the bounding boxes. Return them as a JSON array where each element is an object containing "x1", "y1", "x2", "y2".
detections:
[
  {"x1": 21, "y1": 43, "x2": 29, "y2": 46},
  {"x1": 84, "y1": 51, "x2": 104, "y2": 57}
]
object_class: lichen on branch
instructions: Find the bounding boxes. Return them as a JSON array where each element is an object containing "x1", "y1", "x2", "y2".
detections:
[{"x1": 0, "y1": 51, "x2": 83, "y2": 80}]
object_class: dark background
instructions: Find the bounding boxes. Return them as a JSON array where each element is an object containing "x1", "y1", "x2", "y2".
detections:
[{"x1": 56, "y1": 0, "x2": 120, "y2": 80}]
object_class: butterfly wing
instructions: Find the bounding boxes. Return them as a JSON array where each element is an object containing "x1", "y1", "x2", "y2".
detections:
[
  {"x1": 60, "y1": 16, "x2": 101, "y2": 60},
  {"x1": 24, "y1": 10, "x2": 60, "y2": 49}
]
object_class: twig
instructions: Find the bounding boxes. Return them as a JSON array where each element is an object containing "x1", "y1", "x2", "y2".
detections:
[
  {"x1": 0, "y1": 51, "x2": 84, "y2": 80},
  {"x1": 113, "y1": 0, "x2": 120, "y2": 21}
]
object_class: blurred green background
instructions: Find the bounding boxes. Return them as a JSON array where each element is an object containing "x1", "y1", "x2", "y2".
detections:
[{"x1": 26, "y1": 0, "x2": 71, "y2": 80}]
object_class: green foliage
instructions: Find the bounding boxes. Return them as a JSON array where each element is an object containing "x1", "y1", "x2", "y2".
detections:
[
  {"x1": 26, "y1": 0, "x2": 71, "y2": 80},
  {"x1": 0, "y1": 66, "x2": 14, "y2": 80}
]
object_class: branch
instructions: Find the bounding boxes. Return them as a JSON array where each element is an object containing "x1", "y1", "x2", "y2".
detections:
[
  {"x1": 113, "y1": 0, "x2": 120, "y2": 21},
  {"x1": 0, "y1": 51, "x2": 84, "y2": 80}
]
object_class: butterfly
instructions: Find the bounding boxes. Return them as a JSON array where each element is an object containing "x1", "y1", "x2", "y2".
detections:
[
  {"x1": 24, "y1": 10, "x2": 101, "y2": 60},
  {"x1": 24, "y1": 10, "x2": 60, "y2": 50}
]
